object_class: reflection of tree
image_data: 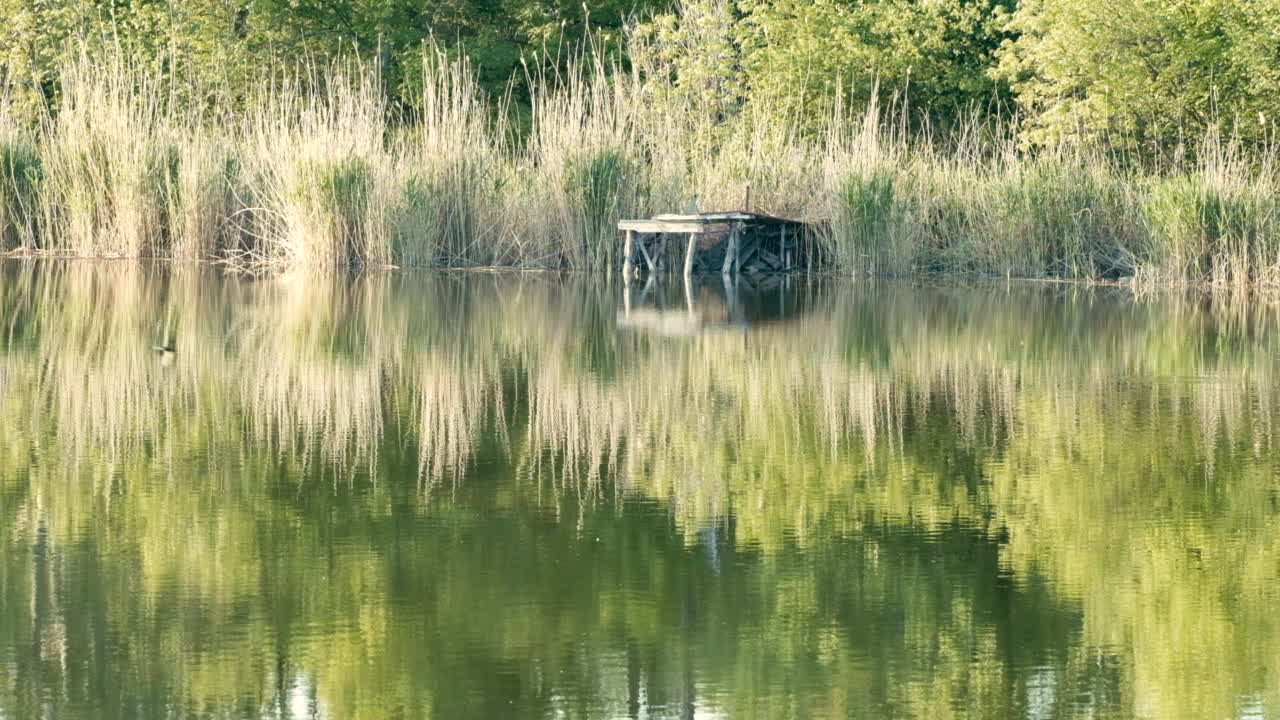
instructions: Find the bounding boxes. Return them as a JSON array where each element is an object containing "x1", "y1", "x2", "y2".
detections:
[
  {"x1": 1, "y1": 264, "x2": 1278, "y2": 718},
  {"x1": 989, "y1": 382, "x2": 1280, "y2": 720}
]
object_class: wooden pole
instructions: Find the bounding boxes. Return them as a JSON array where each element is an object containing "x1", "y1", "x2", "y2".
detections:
[
  {"x1": 623, "y1": 229, "x2": 635, "y2": 281},
  {"x1": 781, "y1": 225, "x2": 789, "y2": 271},
  {"x1": 683, "y1": 231, "x2": 697, "y2": 278},
  {"x1": 640, "y1": 275, "x2": 656, "y2": 304},
  {"x1": 735, "y1": 223, "x2": 744, "y2": 274},
  {"x1": 638, "y1": 235, "x2": 657, "y2": 274},
  {"x1": 721, "y1": 224, "x2": 738, "y2": 276}
]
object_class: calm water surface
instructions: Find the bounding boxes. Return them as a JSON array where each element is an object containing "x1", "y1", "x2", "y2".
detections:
[{"x1": 2, "y1": 262, "x2": 1278, "y2": 719}]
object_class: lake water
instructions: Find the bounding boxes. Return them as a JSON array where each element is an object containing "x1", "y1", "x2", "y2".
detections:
[{"x1": 1, "y1": 262, "x2": 1278, "y2": 719}]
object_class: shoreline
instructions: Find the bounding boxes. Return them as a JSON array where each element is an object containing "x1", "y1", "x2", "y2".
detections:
[{"x1": 4, "y1": 253, "x2": 1278, "y2": 298}]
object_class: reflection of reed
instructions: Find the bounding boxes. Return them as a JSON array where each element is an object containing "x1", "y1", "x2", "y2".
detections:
[
  {"x1": 236, "y1": 276, "x2": 396, "y2": 473},
  {"x1": 4, "y1": 266, "x2": 1279, "y2": 522},
  {"x1": 413, "y1": 356, "x2": 500, "y2": 488},
  {"x1": 1, "y1": 265, "x2": 394, "y2": 479}
]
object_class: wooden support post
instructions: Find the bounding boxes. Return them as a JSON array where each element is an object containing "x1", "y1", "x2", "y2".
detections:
[
  {"x1": 623, "y1": 229, "x2": 635, "y2": 282},
  {"x1": 727, "y1": 226, "x2": 737, "y2": 274},
  {"x1": 721, "y1": 223, "x2": 738, "y2": 276},
  {"x1": 738, "y1": 235, "x2": 760, "y2": 268},
  {"x1": 781, "y1": 226, "x2": 789, "y2": 271},
  {"x1": 683, "y1": 232, "x2": 697, "y2": 278},
  {"x1": 736, "y1": 223, "x2": 744, "y2": 273},
  {"x1": 638, "y1": 235, "x2": 657, "y2": 274}
]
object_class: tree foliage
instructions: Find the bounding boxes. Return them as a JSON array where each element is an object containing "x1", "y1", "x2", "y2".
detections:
[
  {"x1": 996, "y1": 0, "x2": 1280, "y2": 147},
  {"x1": 633, "y1": 0, "x2": 1012, "y2": 132},
  {"x1": 5, "y1": 0, "x2": 1280, "y2": 149},
  {"x1": 0, "y1": 0, "x2": 671, "y2": 111},
  {"x1": 737, "y1": 0, "x2": 1012, "y2": 127}
]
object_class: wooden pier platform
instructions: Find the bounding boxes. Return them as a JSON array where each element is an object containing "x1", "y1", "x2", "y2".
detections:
[{"x1": 618, "y1": 212, "x2": 813, "y2": 279}]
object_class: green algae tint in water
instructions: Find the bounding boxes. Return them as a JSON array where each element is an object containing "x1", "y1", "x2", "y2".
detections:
[{"x1": 1, "y1": 262, "x2": 1279, "y2": 720}]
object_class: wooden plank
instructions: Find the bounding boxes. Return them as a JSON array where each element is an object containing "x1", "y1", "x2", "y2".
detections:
[
  {"x1": 622, "y1": 214, "x2": 805, "y2": 229},
  {"x1": 698, "y1": 247, "x2": 721, "y2": 272},
  {"x1": 619, "y1": 220, "x2": 710, "y2": 234},
  {"x1": 757, "y1": 248, "x2": 782, "y2": 270},
  {"x1": 621, "y1": 212, "x2": 812, "y2": 276},
  {"x1": 738, "y1": 237, "x2": 760, "y2": 267},
  {"x1": 652, "y1": 212, "x2": 757, "y2": 222}
]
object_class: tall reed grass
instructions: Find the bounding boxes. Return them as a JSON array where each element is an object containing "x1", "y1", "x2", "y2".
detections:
[
  {"x1": 1139, "y1": 139, "x2": 1280, "y2": 286},
  {"x1": 396, "y1": 51, "x2": 507, "y2": 266},
  {"x1": 243, "y1": 68, "x2": 398, "y2": 268},
  {"x1": 0, "y1": 110, "x2": 40, "y2": 252},
  {"x1": 39, "y1": 54, "x2": 179, "y2": 257},
  {"x1": 819, "y1": 102, "x2": 1150, "y2": 279},
  {"x1": 2, "y1": 44, "x2": 1279, "y2": 285}
]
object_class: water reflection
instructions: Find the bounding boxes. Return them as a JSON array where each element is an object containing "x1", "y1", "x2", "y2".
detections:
[{"x1": 1, "y1": 262, "x2": 1278, "y2": 719}]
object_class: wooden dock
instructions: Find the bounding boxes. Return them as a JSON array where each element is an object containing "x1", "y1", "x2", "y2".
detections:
[{"x1": 618, "y1": 212, "x2": 813, "y2": 279}]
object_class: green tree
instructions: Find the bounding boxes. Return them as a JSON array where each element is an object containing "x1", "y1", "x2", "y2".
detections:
[
  {"x1": 738, "y1": 0, "x2": 1011, "y2": 127},
  {"x1": 996, "y1": 0, "x2": 1280, "y2": 148},
  {"x1": 0, "y1": 0, "x2": 672, "y2": 112},
  {"x1": 635, "y1": 0, "x2": 1011, "y2": 133}
]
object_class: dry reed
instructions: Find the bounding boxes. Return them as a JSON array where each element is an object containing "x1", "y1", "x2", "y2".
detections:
[{"x1": 1, "y1": 44, "x2": 1279, "y2": 285}]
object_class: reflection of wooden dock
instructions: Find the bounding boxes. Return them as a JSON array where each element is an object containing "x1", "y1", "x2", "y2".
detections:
[
  {"x1": 616, "y1": 307, "x2": 741, "y2": 337},
  {"x1": 618, "y1": 212, "x2": 813, "y2": 279},
  {"x1": 617, "y1": 273, "x2": 814, "y2": 337}
]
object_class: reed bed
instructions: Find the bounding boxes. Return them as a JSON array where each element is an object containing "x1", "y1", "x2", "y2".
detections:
[{"x1": 1, "y1": 48, "x2": 1279, "y2": 285}]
